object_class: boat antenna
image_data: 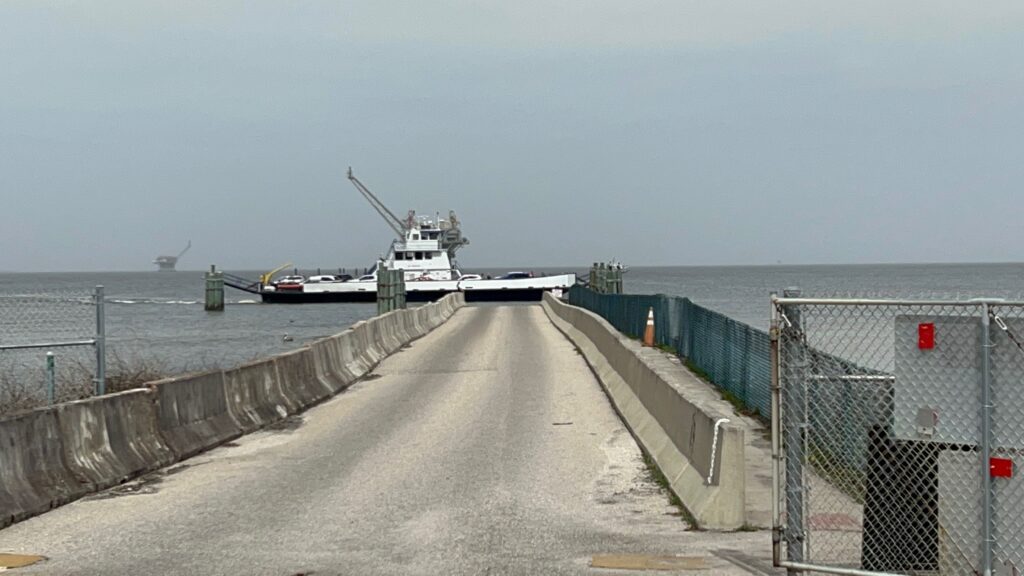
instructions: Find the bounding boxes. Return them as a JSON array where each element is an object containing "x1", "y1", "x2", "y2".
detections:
[{"x1": 347, "y1": 167, "x2": 407, "y2": 239}]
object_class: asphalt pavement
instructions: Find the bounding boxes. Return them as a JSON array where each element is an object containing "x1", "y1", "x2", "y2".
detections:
[{"x1": 0, "y1": 305, "x2": 779, "y2": 575}]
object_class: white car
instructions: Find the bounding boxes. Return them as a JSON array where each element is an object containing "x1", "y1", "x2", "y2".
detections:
[
  {"x1": 307, "y1": 275, "x2": 344, "y2": 283},
  {"x1": 273, "y1": 275, "x2": 305, "y2": 285}
]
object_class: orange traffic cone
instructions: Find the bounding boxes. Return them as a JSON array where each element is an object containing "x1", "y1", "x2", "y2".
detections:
[{"x1": 643, "y1": 307, "x2": 655, "y2": 347}]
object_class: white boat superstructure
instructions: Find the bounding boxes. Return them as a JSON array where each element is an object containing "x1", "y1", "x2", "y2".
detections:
[{"x1": 382, "y1": 210, "x2": 468, "y2": 282}]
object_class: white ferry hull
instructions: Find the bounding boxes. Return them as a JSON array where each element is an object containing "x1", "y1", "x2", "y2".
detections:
[{"x1": 259, "y1": 274, "x2": 575, "y2": 304}]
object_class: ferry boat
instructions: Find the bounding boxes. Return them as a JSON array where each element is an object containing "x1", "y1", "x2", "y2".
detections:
[{"x1": 226, "y1": 169, "x2": 575, "y2": 303}]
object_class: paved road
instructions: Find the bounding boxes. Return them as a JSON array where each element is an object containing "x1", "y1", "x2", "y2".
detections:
[{"x1": 0, "y1": 305, "x2": 777, "y2": 575}]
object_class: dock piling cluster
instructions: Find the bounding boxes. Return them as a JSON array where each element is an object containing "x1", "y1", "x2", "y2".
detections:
[
  {"x1": 588, "y1": 262, "x2": 624, "y2": 294},
  {"x1": 376, "y1": 265, "x2": 406, "y2": 314}
]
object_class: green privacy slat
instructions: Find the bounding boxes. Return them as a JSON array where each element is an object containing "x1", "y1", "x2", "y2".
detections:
[{"x1": 569, "y1": 285, "x2": 772, "y2": 419}]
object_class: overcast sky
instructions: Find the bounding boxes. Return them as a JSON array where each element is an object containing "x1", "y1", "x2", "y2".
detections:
[{"x1": 2, "y1": 2, "x2": 1023, "y2": 271}]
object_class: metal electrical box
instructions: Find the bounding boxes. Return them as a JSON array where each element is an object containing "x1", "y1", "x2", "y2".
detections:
[
  {"x1": 893, "y1": 315, "x2": 981, "y2": 445},
  {"x1": 893, "y1": 313, "x2": 1024, "y2": 573},
  {"x1": 895, "y1": 313, "x2": 1024, "y2": 450}
]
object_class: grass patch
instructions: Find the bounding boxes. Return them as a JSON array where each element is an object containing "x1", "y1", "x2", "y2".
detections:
[
  {"x1": 682, "y1": 358, "x2": 711, "y2": 383},
  {"x1": 103, "y1": 352, "x2": 173, "y2": 394},
  {"x1": 0, "y1": 349, "x2": 222, "y2": 417},
  {"x1": 641, "y1": 451, "x2": 700, "y2": 530},
  {"x1": 655, "y1": 343, "x2": 677, "y2": 354}
]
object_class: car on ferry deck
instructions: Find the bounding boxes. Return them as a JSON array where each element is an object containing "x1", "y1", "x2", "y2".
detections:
[{"x1": 307, "y1": 275, "x2": 351, "y2": 283}]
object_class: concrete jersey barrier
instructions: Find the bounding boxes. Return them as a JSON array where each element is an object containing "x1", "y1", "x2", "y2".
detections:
[
  {"x1": 309, "y1": 338, "x2": 349, "y2": 394},
  {"x1": 56, "y1": 389, "x2": 173, "y2": 492},
  {"x1": 0, "y1": 293, "x2": 466, "y2": 529},
  {"x1": 223, "y1": 359, "x2": 293, "y2": 432},
  {"x1": 0, "y1": 407, "x2": 82, "y2": 528},
  {"x1": 273, "y1": 347, "x2": 333, "y2": 409},
  {"x1": 148, "y1": 370, "x2": 243, "y2": 460},
  {"x1": 542, "y1": 292, "x2": 746, "y2": 530}
]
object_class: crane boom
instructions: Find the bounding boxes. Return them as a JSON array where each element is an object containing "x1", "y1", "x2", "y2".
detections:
[
  {"x1": 347, "y1": 168, "x2": 406, "y2": 238},
  {"x1": 259, "y1": 262, "x2": 293, "y2": 285},
  {"x1": 177, "y1": 240, "x2": 192, "y2": 259}
]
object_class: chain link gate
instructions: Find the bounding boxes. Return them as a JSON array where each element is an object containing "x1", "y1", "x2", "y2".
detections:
[{"x1": 771, "y1": 293, "x2": 1024, "y2": 576}]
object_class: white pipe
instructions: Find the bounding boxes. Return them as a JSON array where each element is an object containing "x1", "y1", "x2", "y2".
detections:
[{"x1": 707, "y1": 418, "x2": 731, "y2": 485}]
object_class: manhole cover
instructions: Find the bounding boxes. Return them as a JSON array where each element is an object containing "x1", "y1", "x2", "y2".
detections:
[
  {"x1": 0, "y1": 554, "x2": 46, "y2": 569},
  {"x1": 591, "y1": 554, "x2": 707, "y2": 571}
]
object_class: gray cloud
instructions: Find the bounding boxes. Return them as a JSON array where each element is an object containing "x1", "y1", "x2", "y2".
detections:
[{"x1": 2, "y1": 1, "x2": 1023, "y2": 271}]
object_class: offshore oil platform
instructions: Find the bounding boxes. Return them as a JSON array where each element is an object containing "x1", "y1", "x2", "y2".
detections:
[{"x1": 153, "y1": 240, "x2": 191, "y2": 271}]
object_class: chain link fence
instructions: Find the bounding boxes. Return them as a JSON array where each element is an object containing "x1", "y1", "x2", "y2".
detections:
[
  {"x1": 0, "y1": 286, "x2": 105, "y2": 410},
  {"x1": 568, "y1": 284, "x2": 772, "y2": 418},
  {"x1": 568, "y1": 285, "x2": 1023, "y2": 573},
  {"x1": 773, "y1": 294, "x2": 1024, "y2": 575}
]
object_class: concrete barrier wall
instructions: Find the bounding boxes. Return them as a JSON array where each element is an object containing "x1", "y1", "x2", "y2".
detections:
[
  {"x1": 148, "y1": 370, "x2": 243, "y2": 460},
  {"x1": 57, "y1": 390, "x2": 173, "y2": 492},
  {"x1": 0, "y1": 407, "x2": 82, "y2": 527},
  {"x1": 273, "y1": 348, "x2": 333, "y2": 409},
  {"x1": 0, "y1": 293, "x2": 465, "y2": 529},
  {"x1": 542, "y1": 292, "x2": 746, "y2": 530},
  {"x1": 223, "y1": 359, "x2": 292, "y2": 433},
  {"x1": 310, "y1": 338, "x2": 348, "y2": 394},
  {"x1": 336, "y1": 330, "x2": 371, "y2": 381}
]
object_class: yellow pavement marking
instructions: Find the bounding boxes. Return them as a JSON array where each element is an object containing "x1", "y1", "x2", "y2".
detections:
[
  {"x1": 591, "y1": 554, "x2": 708, "y2": 571},
  {"x1": 0, "y1": 554, "x2": 46, "y2": 569}
]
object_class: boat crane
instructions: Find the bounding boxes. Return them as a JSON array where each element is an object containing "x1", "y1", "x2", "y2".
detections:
[
  {"x1": 259, "y1": 262, "x2": 294, "y2": 286},
  {"x1": 346, "y1": 168, "x2": 469, "y2": 258},
  {"x1": 347, "y1": 168, "x2": 409, "y2": 239}
]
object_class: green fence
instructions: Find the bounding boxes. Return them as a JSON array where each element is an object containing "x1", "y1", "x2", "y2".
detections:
[{"x1": 568, "y1": 285, "x2": 772, "y2": 419}]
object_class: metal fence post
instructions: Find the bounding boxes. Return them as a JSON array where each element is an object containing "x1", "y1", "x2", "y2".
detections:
[
  {"x1": 95, "y1": 285, "x2": 106, "y2": 396},
  {"x1": 770, "y1": 292, "x2": 782, "y2": 567},
  {"x1": 781, "y1": 287, "x2": 806, "y2": 572},
  {"x1": 980, "y1": 303, "x2": 994, "y2": 576},
  {"x1": 46, "y1": 351, "x2": 55, "y2": 404}
]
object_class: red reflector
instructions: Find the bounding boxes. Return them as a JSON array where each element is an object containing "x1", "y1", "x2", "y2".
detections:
[
  {"x1": 918, "y1": 323, "x2": 935, "y2": 349},
  {"x1": 991, "y1": 457, "x2": 1013, "y2": 478}
]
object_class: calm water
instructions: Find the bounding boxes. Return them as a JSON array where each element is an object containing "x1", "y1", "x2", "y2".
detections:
[
  {"x1": 623, "y1": 262, "x2": 1024, "y2": 328},
  {"x1": 2, "y1": 263, "x2": 1023, "y2": 377},
  {"x1": 0, "y1": 271, "x2": 378, "y2": 375}
]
